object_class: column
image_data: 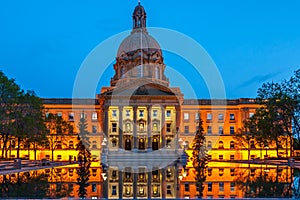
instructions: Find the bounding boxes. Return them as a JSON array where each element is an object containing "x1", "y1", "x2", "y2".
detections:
[
  {"x1": 147, "y1": 168, "x2": 152, "y2": 199},
  {"x1": 147, "y1": 105, "x2": 152, "y2": 151},
  {"x1": 118, "y1": 167, "x2": 123, "y2": 199},
  {"x1": 118, "y1": 106, "x2": 123, "y2": 149},
  {"x1": 161, "y1": 168, "x2": 166, "y2": 199},
  {"x1": 133, "y1": 106, "x2": 138, "y2": 151},
  {"x1": 161, "y1": 106, "x2": 166, "y2": 148},
  {"x1": 133, "y1": 167, "x2": 138, "y2": 199}
]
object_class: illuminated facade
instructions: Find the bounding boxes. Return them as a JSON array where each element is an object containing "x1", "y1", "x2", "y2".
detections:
[{"x1": 1, "y1": 2, "x2": 292, "y2": 199}]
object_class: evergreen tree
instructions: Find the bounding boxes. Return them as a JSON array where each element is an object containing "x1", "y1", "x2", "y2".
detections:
[
  {"x1": 76, "y1": 115, "x2": 91, "y2": 199},
  {"x1": 192, "y1": 119, "x2": 208, "y2": 199}
]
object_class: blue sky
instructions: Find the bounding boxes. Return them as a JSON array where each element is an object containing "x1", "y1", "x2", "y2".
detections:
[{"x1": 0, "y1": 0, "x2": 300, "y2": 99}]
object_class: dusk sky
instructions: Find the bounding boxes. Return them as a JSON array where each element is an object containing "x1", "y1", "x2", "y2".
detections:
[{"x1": 1, "y1": 0, "x2": 300, "y2": 99}]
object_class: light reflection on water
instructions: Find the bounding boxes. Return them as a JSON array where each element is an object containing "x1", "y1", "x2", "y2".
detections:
[{"x1": 0, "y1": 162, "x2": 296, "y2": 199}]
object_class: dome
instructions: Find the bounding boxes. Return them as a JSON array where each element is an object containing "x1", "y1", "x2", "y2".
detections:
[{"x1": 117, "y1": 30, "x2": 161, "y2": 57}]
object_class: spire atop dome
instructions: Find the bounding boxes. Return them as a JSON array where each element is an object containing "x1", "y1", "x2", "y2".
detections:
[{"x1": 132, "y1": 1, "x2": 146, "y2": 31}]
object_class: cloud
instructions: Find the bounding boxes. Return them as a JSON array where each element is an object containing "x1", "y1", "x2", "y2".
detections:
[{"x1": 237, "y1": 72, "x2": 280, "y2": 89}]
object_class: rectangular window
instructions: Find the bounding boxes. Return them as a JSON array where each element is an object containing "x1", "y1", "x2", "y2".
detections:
[
  {"x1": 219, "y1": 155, "x2": 223, "y2": 160},
  {"x1": 139, "y1": 110, "x2": 144, "y2": 118},
  {"x1": 153, "y1": 110, "x2": 158, "y2": 117},
  {"x1": 219, "y1": 126, "x2": 223, "y2": 135},
  {"x1": 230, "y1": 168, "x2": 235, "y2": 176},
  {"x1": 80, "y1": 112, "x2": 86, "y2": 119},
  {"x1": 208, "y1": 168, "x2": 212, "y2": 176},
  {"x1": 218, "y1": 114, "x2": 224, "y2": 121},
  {"x1": 230, "y1": 126, "x2": 235, "y2": 135},
  {"x1": 57, "y1": 155, "x2": 62, "y2": 160},
  {"x1": 68, "y1": 112, "x2": 74, "y2": 121},
  {"x1": 207, "y1": 126, "x2": 212, "y2": 134},
  {"x1": 166, "y1": 123, "x2": 171, "y2": 132},
  {"x1": 92, "y1": 112, "x2": 98, "y2": 120},
  {"x1": 230, "y1": 182, "x2": 235, "y2": 191},
  {"x1": 230, "y1": 155, "x2": 234, "y2": 160},
  {"x1": 167, "y1": 185, "x2": 172, "y2": 195},
  {"x1": 112, "y1": 123, "x2": 117, "y2": 132},
  {"x1": 230, "y1": 113, "x2": 235, "y2": 120},
  {"x1": 92, "y1": 125, "x2": 97, "y2": 133},
  {"x1": 92, "y1": 183, "x2": 97, "y2": 192},
  {"x1": 126, "y1": 110, "x2": 130, "y2": 117},
  {"x1": 208, "y1": 182, "x2": 212, "y2": 192},
  {"x1": 207, "y1": 113, "x2": 212, "y2": 120},
  {"x1": 166, "y1": 110, "x2": 171, "y2": 117},
  {"x1": 112, "y1": 110, "x2": 117, "y2": 118},
  {"x1": 184, "y1": 113, "x2": 189, "y2": 120},
  {"x1": 207, "y1": 155, "x2": 212, "y2": 160},
  {"x1": 57, "y1": 112, "x2": 62, "y2": 117},
  {"x1": 195, "y1": 112, "x2": 200, "y2": 120},
  {"x1": 219, "y1": 168, "x2": 224, "y2": 176},
  {"x1": 184, "y1": 183, "x2": 189, "y2": 192},
  {"x1": 184, "y1": 126, "x2": 189, "y2": 134},
  {"x1": 112, "y1": 185, "x2": 117, "y2": 195},
  {"x1": 219, "y1": 182, "x2": 224, "y2": 192}
]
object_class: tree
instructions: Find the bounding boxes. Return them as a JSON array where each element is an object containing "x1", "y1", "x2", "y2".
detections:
[
  {"x1": 45, "y1": 113, "x2": 73, "y2": 161},
  {"x1": 191, "y1": 119, "x2": 207, "y2": 198},
  {"x1": 76, "y1": 116, "x2": 91, "y2": 198}
]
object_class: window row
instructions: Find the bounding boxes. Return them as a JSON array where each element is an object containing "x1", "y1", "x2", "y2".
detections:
[
  {"x1": 207, "y1": 182, "x2": 235, "y2": 192},
  {"x1": 111, "y1": 122, "x2": 174, "y2": 133},
  {"x1": 183, "y1": 126, "x2": 235, "y2": 134},
  {"x1": 110, "y1": 109, "x2": 173, "y2": 118},
  {"x1": 50, "y1": 112, "x2": 98, "y2": 121}
]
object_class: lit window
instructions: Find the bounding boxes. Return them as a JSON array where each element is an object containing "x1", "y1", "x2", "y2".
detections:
[
  {"x1": 230, "y1": 126, "x2": 235, "y2": 135},
  {"x1": 207, "y1": 126, "x2": 212, "y2": 134},
  {"x1": 230, "y1": 155, "x2": 234, "y2": 160},
  {"x1": 166, "y1": 110, "x2": 171, "y2": 117},
  {"x1": 125, "y1": 123, "x2": 131, "y2": 132},
  {"x1": 68, "y1": 112, "x2": 74, "y2": 121},
  {"x1": 92, "y1": 112, "x2": 98, "y2": 120},
  {"x1": 184, "y1": 113, "x2": 189, "y2": 120},
  {"x1": 230, "y1": 141, "x2": 235, "y2": 149},
  {"x1": 218, "y1": 114, "x2": 224, "y2": 121},
  {"x1": 230, "y1": 113, "x2": 235, "y2": 120},
  {"x1": 184, "y1": 126, "x2": 189, "y2": 134},
  {"x1": 152, "y1": 123, "x2": 158, "y2": 131},
  {"x1": 139, "y1": 123, "x2": 144, "y2": 131},
  {"x1": 207, "y1": 113, "x2": 212, "y2": 120},
  {"x1": 219, "y1": 141, "x2": 224, "y2": 149},
  {"x1": 153, "y1": 110, "x2": 158, "y2": 117},
  {"x1": 219, "y1": 182, "x2": 224, "y2": 191}
]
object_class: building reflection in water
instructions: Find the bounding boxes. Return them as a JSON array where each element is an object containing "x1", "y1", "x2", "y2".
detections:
[{"x1": 0, "y1": 162, "x2": 294, "y2": 199}]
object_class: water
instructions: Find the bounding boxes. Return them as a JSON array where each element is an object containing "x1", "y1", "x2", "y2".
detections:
[{"x1": 0, "y1": 162, "x2": 296, "y2": 199}]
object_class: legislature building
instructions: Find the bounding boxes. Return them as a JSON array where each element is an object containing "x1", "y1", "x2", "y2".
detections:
[{"x1": 4, "y1": 2, "x2": 292, "y2": 199}]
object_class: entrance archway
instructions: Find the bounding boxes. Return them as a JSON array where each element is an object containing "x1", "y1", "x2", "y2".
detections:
[
  {"x1": 138, "y1": 138, "x2": 145, "y2": 150},
  {"x1": 125, "y1": 138, "x2": 132, "y2": 150},
  {"x1": 152, "y1": 138, "x2": 159, "y2": 150}
]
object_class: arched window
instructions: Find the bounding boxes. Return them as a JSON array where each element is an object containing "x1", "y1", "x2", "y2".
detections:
[
  {"x1": 155, "y1": 67, "x2": 160, "y2": 79},
  {"x1": 121, "y1": 67, "x2": 125, "y2": 78},
  {"x1": 218, "y1": 141, "x2": 224, "y2": 149},
  {"x1": 152, "y1": 123, "x2": 158, "y2": 131},
  {"x1": 207, "y1": 141, "x2": 212, "y2": 149},
  {"x1": 230, "y1": 141, "x2": 235, "y2": 149},
  {"x1": 137, "y1": 65, "x2": 143, "y2": 77}
]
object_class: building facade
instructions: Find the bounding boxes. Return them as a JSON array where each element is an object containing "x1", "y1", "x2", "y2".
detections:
[{"x1": 1, "y1": 2, "x2": 292, "y2": 199}]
